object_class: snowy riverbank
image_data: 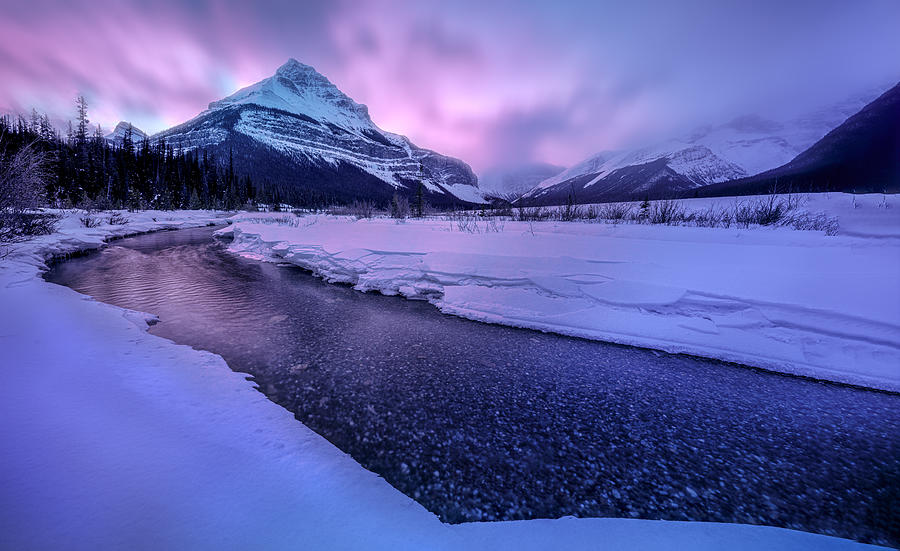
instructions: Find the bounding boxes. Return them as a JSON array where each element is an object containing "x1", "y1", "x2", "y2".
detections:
[
  {"x1": 221, "y1": 193, "x2": 900, "y2": 392},
  {"x1": 0, "y1": 209, "x2": 888, "y2": 549}
]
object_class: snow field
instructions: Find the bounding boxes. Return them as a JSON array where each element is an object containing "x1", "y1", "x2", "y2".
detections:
[{"x1": 0, "y1": 208, "x2": 889, "y2": 549}]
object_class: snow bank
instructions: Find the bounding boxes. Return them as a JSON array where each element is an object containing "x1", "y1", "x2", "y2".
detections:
[
  {"x1": 221, "y1": 193, "x2": 900, "y2": 392},
  {"x1": 0, "y1": 209, "x2": 885, "y2": 549}
]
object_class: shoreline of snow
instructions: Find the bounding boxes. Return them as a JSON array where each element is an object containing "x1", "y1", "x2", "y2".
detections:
[
  {"x1": 0, "y1": 209, "x2": 888, "y2": 549},
  {"x1": 219, "y1": 193, "x2": 900, "y2": 393}
]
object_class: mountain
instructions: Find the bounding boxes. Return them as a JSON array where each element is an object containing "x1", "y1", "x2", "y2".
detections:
[
  {"x1": 521, "y1": 88, "x2": 882, "y2": 205},
  {"x1": 105, "y1": 122, "x2": 147, "y2": 146},
  {"x1": 478, "y1": 162, "x2": 565, "y2": 200},
  {"x1": 520, "y1": 143, "x2": 746, "y2": 204},
  {"x1": 152, "y1": 59, "x2": 481, "y2": 206},
  {"x1": 697, "y1": 82, "x2": 900, "y2": 196}
]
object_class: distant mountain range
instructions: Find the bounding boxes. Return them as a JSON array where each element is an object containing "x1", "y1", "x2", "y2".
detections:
[
  {"x1": 478, "y1": 162, "x2": 565, "y2": 201},
  {"x1": 521, "y1": 86, "x2": 889, "y2": 204},
  {"x1": 107, "y1": 59, "x2": 481, "y2": 206}
]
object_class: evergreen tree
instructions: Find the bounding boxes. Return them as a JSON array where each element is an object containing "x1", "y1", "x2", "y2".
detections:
[
  {"x1": 75, "y1": 95, "x2": 89, "y2": 145},
  {"x1": 188, "y1": 188, "x2": 202, "y2": 210},
  {"x1": 415, "y1": 182, "x2": 424, "y2": 218},
  {"x1": 123, "y1": 124, "x2": 134, "y2": 154},
  {"x1": 30, "y1": 108, "x2": 40, "y2": 133}
]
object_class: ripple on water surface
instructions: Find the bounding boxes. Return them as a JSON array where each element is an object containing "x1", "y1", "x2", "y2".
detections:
[{"x1": 46, "y1": 227, "x2": 900, "y2": 546}]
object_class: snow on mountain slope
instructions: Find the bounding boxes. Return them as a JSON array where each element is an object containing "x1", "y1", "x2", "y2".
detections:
[
  {"x1": 534, "y1": 151, "x2": 619, "y2": 191},
  {"x1": 524, "y1": 88, "x2": 883, "y2": 204},
  {"x1": 590, "y1": 144, "x2": 745, "y2": 187},
  {"x1": 105, "y1": 121, "x2": 147, "y2": 147},
  {"x1": 153, "y1": 59, "x2": 481, "y2": 205},
  {"x1": 523, "y1": 143, "x2": 746, "y2": 203}
]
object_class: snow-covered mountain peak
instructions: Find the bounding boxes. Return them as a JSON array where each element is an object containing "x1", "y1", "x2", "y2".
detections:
[
  {"x1": 274, "y1": 58, "x2": 330, "y2": 86},
  {"x1": 105, "y1": 121, "x2": 147, "y2": 146},
  {"x1": 207, "y1": 59, "x2": 372, "y2": 133}
]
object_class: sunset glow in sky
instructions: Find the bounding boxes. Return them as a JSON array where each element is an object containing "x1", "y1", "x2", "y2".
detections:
[{"x1": 1, "y1": 0, "x2": 898, "y2": 171}]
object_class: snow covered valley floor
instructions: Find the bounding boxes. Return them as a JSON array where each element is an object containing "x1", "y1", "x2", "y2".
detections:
[
  {"x1": 1, "y1": 207, "x2": 896, "y2": 549},
  {"x1": 46, "y1": 225, "x2": 899, "y2": 546}
]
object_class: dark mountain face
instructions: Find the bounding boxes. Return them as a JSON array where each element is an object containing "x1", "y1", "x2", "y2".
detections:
[
  {"x1": 151, "y1": 59, "x2": 481, "y2": 207},
  {"x1": 698, "y1": 82, "x2": 900, "y2": 197}
]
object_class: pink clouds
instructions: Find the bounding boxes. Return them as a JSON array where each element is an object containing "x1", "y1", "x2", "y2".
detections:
[
  {"x1": 1, "y1": 3, "x2": 219, "y2": 129},
  {"x1": 1, "y1": 0, "x2": 898, "y2": 172}
]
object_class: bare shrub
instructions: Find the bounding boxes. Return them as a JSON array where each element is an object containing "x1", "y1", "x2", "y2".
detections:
[
  {"x1": 756, "y1": 195, "x2": 792, "y2": 225},
  {"x1": 650, "y1": 200, "x2": 685, "y2": 225},
  {"x1": 596, "y1": 202, "x2": 632, "y2": 223},
  {"x1": 788, "y1": 212, "x2": 840, "y2": 236},
  {"x1": 446, "y1": 211, "x2": 504, "y2": 233},
  {"x1": 0, "y1": 138, "x2": 58, "y2": 243},
  {"x1": 390, "y1": 193, "x2": 410, "y2": 219},
  {"x1": 485, "y1": 218, "x2": 504, "y2": 233},
  {"x1": 351, "y1": 200, "x2": 376, "y2": 219},
  {"x1": 732, "y1": 201, "x2": 755, "y2": 228},
  {"x1": 693, "y1": 205, "x2": 733, "y2": 228},
  {"x1": 79, "y1": 214, "x2": 102, "y2": 228},
  {"x1": 515, "y1": 206, "x2": 549, "y2": 222},
  {"x1": 328, "y1": 200, "x2": 376, "y2": 219},
  {"x1": 491, "y1": 204, "x2": 514, "y2": 217},
  {"x1": 449, "y1": 211, "x2": 478, "y2": 233},
  {"x1": 560, "y1": 194, "x2": 581, "y2": 222},
  {"x1": 107, "y1": 212, "x2": 129, "y2": 225},
  {"x1": 733, "y1": 194, "x2": 800, "y2": 228}
]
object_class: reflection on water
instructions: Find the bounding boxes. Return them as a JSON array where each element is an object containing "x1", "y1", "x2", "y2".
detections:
[{"x1": 47, "y1": 227, "x2": 900, "y2": 545}]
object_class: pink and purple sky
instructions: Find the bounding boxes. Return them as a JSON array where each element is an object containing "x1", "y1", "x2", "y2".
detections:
[{"x1": 1, "y1": 0, "x2": 898, "y2": 172}]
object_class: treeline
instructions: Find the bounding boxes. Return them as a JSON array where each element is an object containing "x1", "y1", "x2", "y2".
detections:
[{"x1": 0, "y1": 96, "x2": 288, "y2": 211}]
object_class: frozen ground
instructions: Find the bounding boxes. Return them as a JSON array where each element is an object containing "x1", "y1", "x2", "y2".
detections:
[
  {"x1": 1, "y1": 209, "x2": 887, "y2": 549},
  {"x1": 221, "y1": 193, "x2": 900, "y2": 392}
]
